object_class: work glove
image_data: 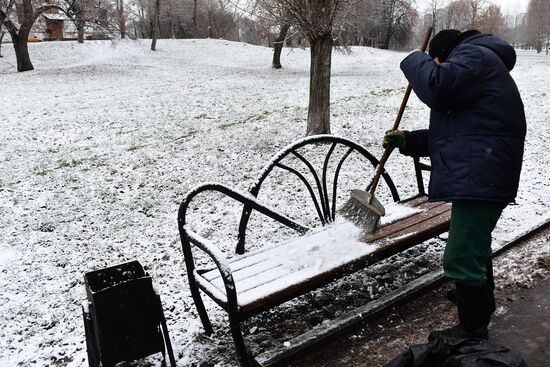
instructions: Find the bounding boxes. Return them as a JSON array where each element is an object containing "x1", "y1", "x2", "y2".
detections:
[{"x1": 382, "y1": 130, "x2": 406, "y2": 149}]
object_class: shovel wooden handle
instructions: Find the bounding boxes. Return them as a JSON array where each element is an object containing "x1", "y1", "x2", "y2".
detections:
[{"x1": 368, "y1": 26, "x2": 433, "y2": 198}]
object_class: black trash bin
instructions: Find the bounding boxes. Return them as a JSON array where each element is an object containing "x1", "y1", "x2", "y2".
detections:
[{"x1": 82, "y1": 260, "x2": 176, "y2": 367}]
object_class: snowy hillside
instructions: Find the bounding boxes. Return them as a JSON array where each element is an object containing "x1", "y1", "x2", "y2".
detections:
[{"x1": 0, "y1": 39, "x2": 549, "y2": 366}]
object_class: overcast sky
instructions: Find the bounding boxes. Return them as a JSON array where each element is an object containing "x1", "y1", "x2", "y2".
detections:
[{"x1": 416, "y1": 0, "x2": 529, "y2": 15}]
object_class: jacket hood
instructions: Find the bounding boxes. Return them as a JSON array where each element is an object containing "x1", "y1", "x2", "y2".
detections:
[{"x1": 461, "y1": 33, "x2": 517, "y2": 71}]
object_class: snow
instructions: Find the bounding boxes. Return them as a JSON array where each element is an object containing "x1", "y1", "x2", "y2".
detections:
[
  {"x1": 0, "y1": 39, "x2": 548, "y2": 366},
  {"x1": 200, "y1": 219, "x2": 377, "y2": 307},
  {"x1": 379, "y1": 202, "x2": 422, "y2": 225},
  {"x1": 0, "y1": 248, "x2": 17, "y2": 266}
]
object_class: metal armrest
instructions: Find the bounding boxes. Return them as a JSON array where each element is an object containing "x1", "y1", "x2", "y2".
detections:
[
  {"x1": 178, "y1": 182, "x2": 310, "y2": 236},
  {"x1": 178, "y1": 182, "x2": 311, "y2": 310},
  {"x1": 185, "y1": 228, "x2": 236, "y2": 307}
]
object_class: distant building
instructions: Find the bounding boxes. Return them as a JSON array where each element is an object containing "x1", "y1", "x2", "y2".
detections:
[
  {"x1": 515, "y1": 13, "x2": 527, "y2": 27},
  {"x1": 2, "y1": 6, "x2": 110, "y2": 42},
  {"x1": 34, "y1": 11, "x2": 76, "y2": 39}
]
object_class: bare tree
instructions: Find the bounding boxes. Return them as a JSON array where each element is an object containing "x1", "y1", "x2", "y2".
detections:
[
  {"x1": 387, "y1": 0, "x2": 417, "y2": 49},
  {"x1": 341, "y1": 0, "x2": 379, "y2": 46},
  {"x1": 255, "y1": 2, "x2": 293, "y2": 68},
  {"x1": 0, "y1": 0, "x2": 77, "y2": 71},
  {"x1": 0, "y1": 23, "x2": 5, "y2": 57},
  {"x1": 261, "y1": 0, "x2": 346, "y2": 135},
  {"x1": 193, "y1": 0, "x2": 198, "y2": 36},
  {"x1": 217, "y1": 0, "x2": 247, "y2": 40},
  {"x1": 338, "y1": 0, "x2": 417, "y2": 50},
  {"x1": 477, "y1": 4, "x2": 505, "y2": 35},
  {"x1": 187, "y1": 0, "x2": 239, "y2": 39},
  {"x1": 424, "y1": 0, "x2": 512, "y2": 40},
  {"x1": 468, "y1": 0, "x2": 485, "y2": 28},
  {"x1": 272, "y1": 23, "x2": 290, "y2": 68},
  {"x1": 429, "y1": 0, "x2": 446, "y2": 34},
  {"x1": 73, "y1": 0, "x2": 85, "y2": 43},
  {"x1": 116, "y1": 0, "x2": 126, "y2": 38},
  {"x1": 168, "y1": 0, "x2": 175, "y2": 38},
  {"x1": 150, "y1": 0, "x2": 159, "y2": 50},
  {"x1": 379, "y1": 0, "x2": 415, "y2": 49},
  {"x1": 300, "y1": 0, "x2": 340, "y2": 135},
  {"x1": 527, "y1": 0, "x2": 550, "y2": 53}
]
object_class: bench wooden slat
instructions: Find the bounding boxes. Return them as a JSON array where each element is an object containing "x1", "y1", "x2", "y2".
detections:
[
  {"x1": 210, "y1": 263, "x2": 287, "y2": 293},
  {"x1": 237, "y1": 208, "x2": 451, "y2": 315},
  {"x1": 366, "y1": 210, "x2": 451, "y2": 258},
  {"x1": 398, "y1": 195, "x2": 431, "y2": 206},
  {"x1": 199, "y1": 224, "x2": 377, "y2": 311},
  {"x1": 201, "y1": 196, "x2": 436, "y2": 283},
  {"x1": 200, "y1": 240, "x2": 291, "y2": 282},
  {"x1": 363, "y1": 202, "x2": 451, "y2": 243},
  {"x1": 202, "y1": 255, "x2": 273, "y2": 282},
  {"x1": 196, "y1": 198, "x2": 452, "y2": 315},
  {"x1": 372, "y1": 199, "x2": 444, "y2": 230},
  {"x1": 236, "y1": 265, "x2": 288, "y2": 293}
]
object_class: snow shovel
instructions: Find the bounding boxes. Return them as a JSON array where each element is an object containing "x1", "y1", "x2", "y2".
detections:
[{"x1": 340, "y1": 26, "x2": 434, "y2": 233}]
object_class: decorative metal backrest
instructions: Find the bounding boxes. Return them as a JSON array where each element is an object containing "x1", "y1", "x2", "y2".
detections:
[{"x1": 235, "y1": 135, "x2": 400, "y2": 254}]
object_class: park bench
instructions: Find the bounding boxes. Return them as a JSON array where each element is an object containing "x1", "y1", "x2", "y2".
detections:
[{"x1": 177, "y1": 135, "x2": 451, "y2": 366}]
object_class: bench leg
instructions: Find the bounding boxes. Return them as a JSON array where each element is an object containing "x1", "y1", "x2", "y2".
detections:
[
  {"x1": 189, "y1": 279, "x2": 213, "y2": 334},
  {"x1": 229, "y1": 315, "x2": 250, "y2": 367}
]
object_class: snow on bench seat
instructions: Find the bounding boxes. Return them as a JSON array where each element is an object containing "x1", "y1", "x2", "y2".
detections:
[
  {"x1": 198, "y1": 221, "x2": 375, "y2": 309},
  {"x1": 195, "y1": 196, "x2": 451, "y2": 315}
]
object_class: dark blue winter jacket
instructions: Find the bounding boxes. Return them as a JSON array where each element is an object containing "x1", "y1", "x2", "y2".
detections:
[{"x1": 400, "y1": 33, "x2": 526, "y2": 203}]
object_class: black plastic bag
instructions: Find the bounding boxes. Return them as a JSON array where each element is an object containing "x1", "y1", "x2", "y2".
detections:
[{"x1": 385, "y1": 335, "x2": 528, "y2": 367}]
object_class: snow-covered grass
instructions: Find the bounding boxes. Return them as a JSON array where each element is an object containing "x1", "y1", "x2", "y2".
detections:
[{"x1": 0, "y1": 39, "x2": 548, "y2": 366}]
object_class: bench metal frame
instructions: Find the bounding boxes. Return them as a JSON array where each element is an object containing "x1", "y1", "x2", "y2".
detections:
[{"x1": 177, "y1": 135, "x2": 430, "y2": 366}]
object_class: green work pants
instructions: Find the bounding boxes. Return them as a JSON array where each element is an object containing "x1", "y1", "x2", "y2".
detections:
[{"x1": 443, "y1": 200, "x2": 507, "y2": 286}]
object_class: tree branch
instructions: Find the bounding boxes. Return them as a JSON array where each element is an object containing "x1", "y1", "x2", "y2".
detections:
[{"x1": 0, "y1": 7, "x2": 18, "y2": 36}]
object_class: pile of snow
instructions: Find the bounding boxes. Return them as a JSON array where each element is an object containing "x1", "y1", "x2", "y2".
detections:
[
  {"x1": 0, "y1": 39, "x2": 548, "y2": 366},
  {"x1": 380, "y1": 202, "x2": 423, "y2": 225}
]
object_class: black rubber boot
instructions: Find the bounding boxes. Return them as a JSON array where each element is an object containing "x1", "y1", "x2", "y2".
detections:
[
  {"x1": 445, "y1": 258, "x2": 496, "y2": 314},
  {"x1": 429, "y1": 282, "x2": 491, "y2": 340}
]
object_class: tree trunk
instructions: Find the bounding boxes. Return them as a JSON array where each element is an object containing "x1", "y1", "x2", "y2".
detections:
[
  {"x1": 272, "y1": 24, "x2": 290, "y2": 69},
  {"x1": 73, "y1": 0, "x2": 85, "y2": 44},
  {"x1": 169, "y1": 0, "x2": 176, "y2": 38},
  {"x1": 77, "y1": 24, "x2": 84, "y2": 43},
  {"x1": 148, "y1": 5, "x2": 154, "y2": 38},
  {"x1": 193, "y1": 0, "x2": 198, "y2": 37},
  {"x1": 76, "y1": 12, "x2": 85, "y2": 43},
  {"x1": 381, "y1": 24, "x2": 393, "y2": 50},
  {"x1": 150, "y1": 0, "x2": 159, "y2": 50},
  {"x1": 118, "y1": 0, "x2": 126, "y2": 39},
  {"x1": 207, "y1": 3, "x2": 213, "y2": 38},
  {"x1": 13, "y1": 33, "x2": 34, "y2": 72},
  {"x1": 306, "y1": 32, "x2": 332, "y2": 136},
  {"x1": 0, "y1": 31, "x2": 4, "y2": 58},
  {"x1": 133, "y1": 20, "x2": 138, "y2": 39},
  {"x1": 139, "y1": 8, "x2": 147, "y2": 38}
]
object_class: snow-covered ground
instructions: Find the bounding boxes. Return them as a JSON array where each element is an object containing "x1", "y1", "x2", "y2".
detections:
[{"x1": 0, "y1": 39, "x2": 548, "y2": 366}]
